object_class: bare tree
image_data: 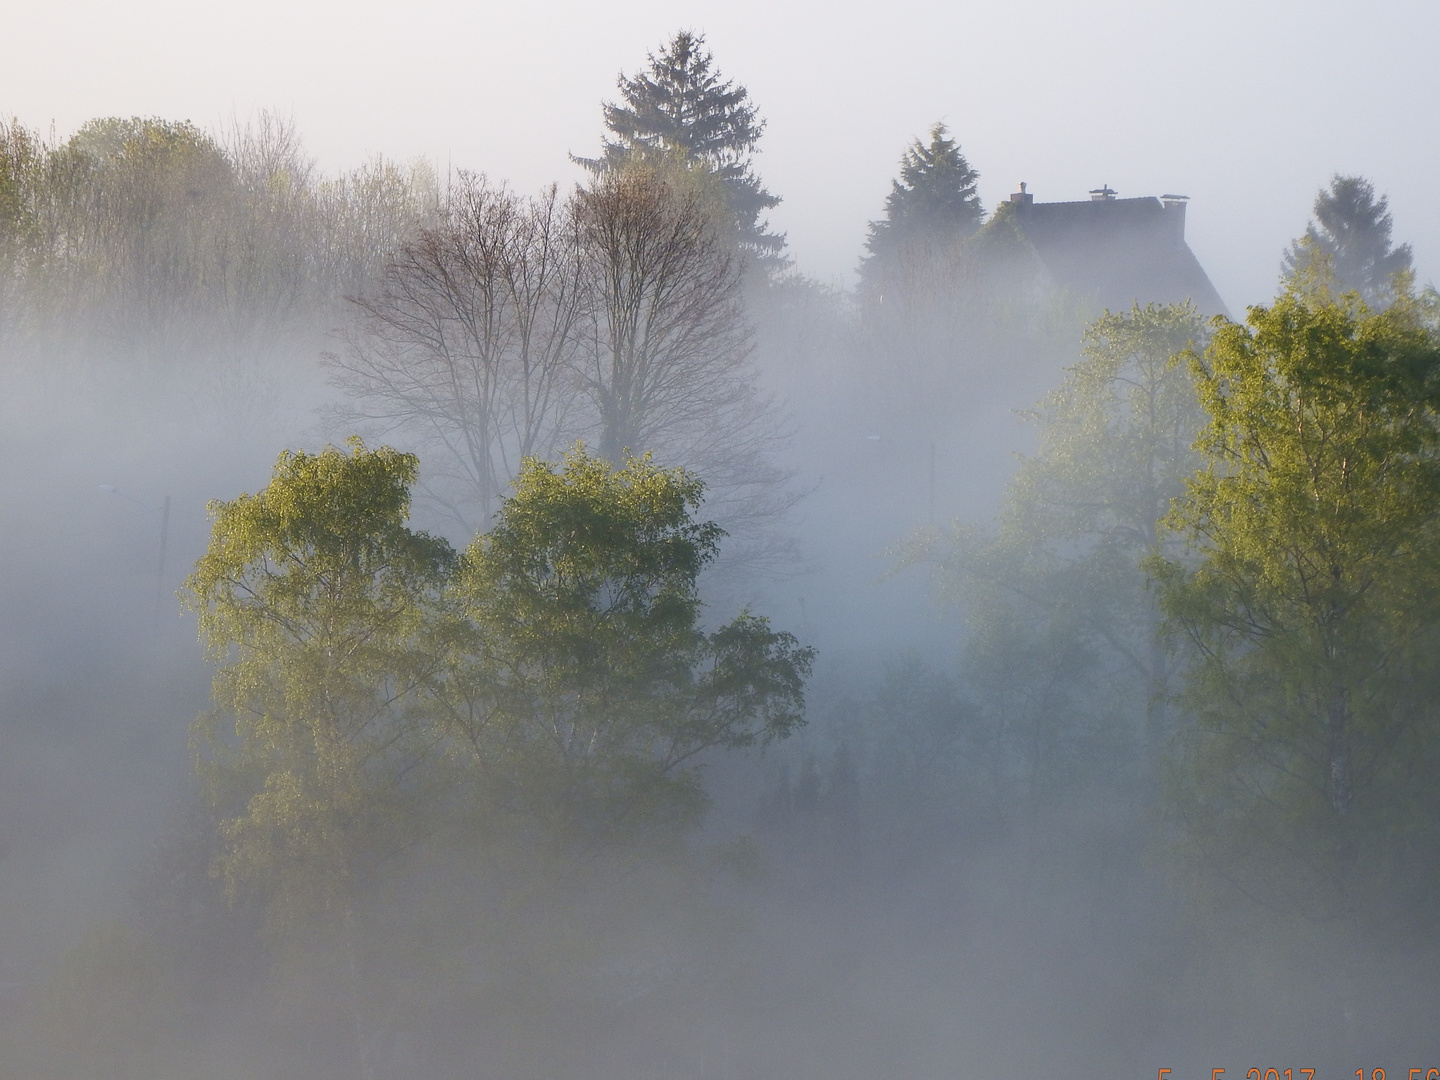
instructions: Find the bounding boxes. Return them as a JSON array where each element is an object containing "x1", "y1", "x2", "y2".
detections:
[
  {"x1": 574, "y1": 164, "x2": 750, "y2": 463},
  {"x1": 571, "y1": 163, "x2": 796, "y2": 577},
  {"x1": 330, "y1": 175, "x2": 584, "y2": 527},
  {"x1": 331, "y1": 163, "x2": 797, "y2": 572}
]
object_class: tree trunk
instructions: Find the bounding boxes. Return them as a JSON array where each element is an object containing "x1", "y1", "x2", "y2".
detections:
[
  {"x1": 1326, "y1": 683, "x2": 1351, "y2": 817},
  {"x1": 1143, "y1": 627, "x2": 1169, "y2": 799},
  {"x1": 344, "y1": 904, "x2": 376, "y2": 1080}
]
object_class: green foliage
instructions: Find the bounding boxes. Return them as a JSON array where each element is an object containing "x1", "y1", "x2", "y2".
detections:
[
  {"x1": 440, "y1": 447, "x2": 814, "y2": 840},
  {"x1": 1284, "y1": 174, "x2": 1413, "y2": 308},
  {"x1": 863, "y1": 122, "x2": 983, "y2": 272},
  {"x1": 576, "y1": 31, "x2": 783, "y2": 262},
  {"x1": 0, "y1": 112, "x2": 435, "y2": 377},
  {"x1": 185, "y1": 439, "x2": 454, "y2": 924},
  {"x1": 907, "y1": 303, "x2": 1208, "y2": 793},
  {"x1": 187, "y1": 442, "x2": 813, "y2": 927},
  {"x1": 1152, "y1": 282, "x2": 1440, "y2": 920}
]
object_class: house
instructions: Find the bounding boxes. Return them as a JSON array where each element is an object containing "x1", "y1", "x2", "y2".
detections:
[{"x1": 992, "y1": 183, "x2": 1228, "y2": 316}]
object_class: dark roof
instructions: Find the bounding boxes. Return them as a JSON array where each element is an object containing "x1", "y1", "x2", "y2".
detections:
[{"x1": 1006, "y1": 195, "x2": 1228, "y2": 316}]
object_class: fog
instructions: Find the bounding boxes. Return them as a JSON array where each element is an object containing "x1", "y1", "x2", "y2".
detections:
[{"x1": 4, "y1": 13, "x2": 1440, "y2": 1080}]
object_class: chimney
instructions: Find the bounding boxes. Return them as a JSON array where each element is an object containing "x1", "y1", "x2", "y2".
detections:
[
  {"x1": 1009, "y1": 181, "x2": 1033, "y2": 206},
  {"x1": 1088, "y1": 184, "x2": 1117, "y2": 201},
  {"x1": 1160, "y1": 194, "x2": 1189, "y2": 245}
]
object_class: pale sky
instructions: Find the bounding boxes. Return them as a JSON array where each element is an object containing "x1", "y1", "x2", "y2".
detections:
[{"x1": 5, "y1": 0, "x2": 1438, "y2": 310}]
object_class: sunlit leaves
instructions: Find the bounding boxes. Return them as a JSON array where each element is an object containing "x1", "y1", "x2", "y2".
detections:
[
  {"x1": 1152, "y1": 283, "x2": 1440, "y2": 920},
  {"x1": 440, "y1": 447, "x2": 813, "y2": 840},
  {"x1": 185, "y1": 439, "x2": 454, "y2": 921},
  {"x1": 186, "y1": 441, "x2": 813, "y2": 924}
]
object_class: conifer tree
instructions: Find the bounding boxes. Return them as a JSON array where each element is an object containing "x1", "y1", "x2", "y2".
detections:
[
  {"x1": 1284, "y1": 174, "x2": 1413, "y2": 307},
  {"x1": 575, "y1": 31, "x2": 783, "y2": 262},
  {"x1": 863, "y1": 122, "x2": 983, "y2": 272}
]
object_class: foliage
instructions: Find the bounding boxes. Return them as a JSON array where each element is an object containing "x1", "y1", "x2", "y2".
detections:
[
  {"x1": 1284, "y1": 174, "x2": 1413, "y2": 308},
  {"x1": 0, "y1": 113, "x2": 436, "y2": 382},
  {"x1": 437, "y1": 446, "x2": 815, "y2": 840},
  {"x1": 186, "y1": 441, "x2": 813, "y2": 922},
  {"x1": 185, "y1": 439, "x2": 454, "y2": 924},
  {"x1": 1151, "y1": 282, "x2": 1440, "y2": 921},
  {"x1": 851, "y1": 134, "x2": 1087, "y2": 445},
  {"x1": 863, "y1": 122, "x2": 983, "y2": 275},
  {"x1": 907, "y1": 303, "x2": 1209, "y2": 793},
  {"x1": 0, "y1": 119, "x2": 45, "y2": 343},
  {"x1": 575, "y1": 31, "x2": 784, "y2": 264}
]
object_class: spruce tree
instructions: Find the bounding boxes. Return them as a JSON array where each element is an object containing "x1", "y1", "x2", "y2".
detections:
[
  {"x1": 1284, "y1": 174, "x2": 1413, "y2": 306},
  {"x1": 863, "y1": 122, "x2": 983, "y2": 271},
  {"x1": 575, "y1": 31, "x2": 784, "y2": 262}
]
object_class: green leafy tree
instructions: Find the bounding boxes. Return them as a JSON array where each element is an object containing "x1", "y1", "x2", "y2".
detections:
[
  {"x1": 908, "y1": 303, "x2": 1208, "y2": 794},
  {"x1": 2, "y1": 111, "x2": 435, "y2": 408},
  {"x1": 862, "y1": 122, "x2": 983, "y2": 278},
  {"x1": 184, "y1": 439, "x2": 456, "y2": 1078},
  {"x1": 183, "y1": 439, "x2": 814, "y2": 1074},
  {"x1": 188, "y1": 440, "x2": 813, "y2": 873},
  {"x1": 1151, "y1": 282, "x2": 1440, "y2": 920},
  {"x1": 1284, "y1": 174, "x2": 1413, "y2": 307},
  {"x1": 575, "y1": 31, "x2": 784, "y2": 263},
  {"x1": 434, "y1": 446, "x2": 815, "y2": 841},
  {"x1": 185, "y1": 439, "x2": 454, "y2": 926},
  {"x1": 0, "y1": 119, "x2": 44, "y2": 344}
]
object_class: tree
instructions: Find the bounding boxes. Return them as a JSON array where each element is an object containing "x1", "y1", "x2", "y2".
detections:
[
  {"x1": 433, "y1": 446, "x2": 815, "y2": 840},
  {"x1": 849, "y1": 125, "x2": 1079, "y2": 446},
  {"x1": 861, "y1": 122, "x2": 983, "y2": 281},
  {"x1": 906, "y1": 303, "x2": 1209, "y2": 795},
  {"x1": 1, "y1": 111, "x2": 436, "y2": 445},
  {"x1": 188, "y1": 438, "x2": 814, "y2": 869},
  {"x1": 330, "y1": 175, "x2": 584, "y2": 528},
  {"x1": 184, "y1": 439, "x2": 457, "y2": 1077},
  {"x1": 572, "y1": 163, "x2": 794, "y2": 570},
  {"x1": 1151, "y1": 282, "x2": 1440, "y2": 921},
  {"x1": 1284, "y1": 174, "x2": 1413, "y2": 307},
  {"x1": 575, "y1": 31, "x2": 784, "y2": 264},
  {"x1": 182, "y1": 439, "x2": 814, "y2": 1073},
  {"x1": 185, "y1": 439, "x2": 455, "y2": 927},
  {"x1": 0, "y1": 118, "x2": 44, "y2": 346},
  {"x1": 575, "y1": 164, "x2": 748, "y2": 463}
]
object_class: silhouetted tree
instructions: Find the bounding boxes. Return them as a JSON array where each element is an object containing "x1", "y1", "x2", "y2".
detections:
[
  {"x1": 905, "y1": 303, "x2": 1209, "y2": 795},
  {"x1": 862, "y1": 122, "x2": 983, "y2": 278},
  {"x1": 331, "y1": 176, "x2": 584, "y2": 528},
  {"x1": 573, "y1": 163, "x2": 796, "y2": 572},
  {"x1": 1284, "y1": 174, "x2": 1413, "y2": 306},
  {"x1": 575, "y1": 31, "x2": 784, "y2": 264},
  {"x1": 574, "y1": 164, "x2": 749, "y2": 465}
]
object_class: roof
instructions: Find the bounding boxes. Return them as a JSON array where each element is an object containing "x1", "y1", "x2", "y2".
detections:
[{"x1": 1001, "y1": 194, "x2": 1228, "y2": 317}]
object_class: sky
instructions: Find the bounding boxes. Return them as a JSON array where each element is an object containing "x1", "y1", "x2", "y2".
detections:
[{"x1": 5, "y1": 0, "x2": 1438, "y2": 311}]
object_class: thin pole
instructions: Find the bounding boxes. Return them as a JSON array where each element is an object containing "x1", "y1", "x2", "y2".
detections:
[
  {"x1": 153, "y1": 494, "x2": 170, "y2": 626},
  {"x1": 928, "y1": 441, "x2": 936, "y2": 525}
]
